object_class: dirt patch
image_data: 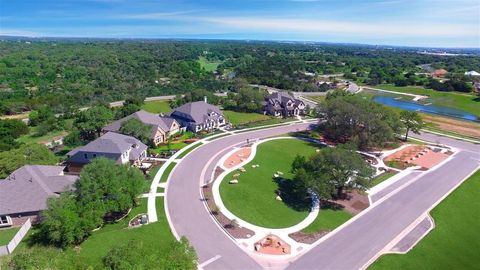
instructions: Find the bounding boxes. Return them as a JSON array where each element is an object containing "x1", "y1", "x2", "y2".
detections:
[
  {"x1": 223, "y1": 147, "x2": 252, "y2": 169},
  {"x1": 289, "y1": 230, "x2": 329, "y2": 244},
  {"x1": 202, "y1": 184, "x2": 255, "y2": 239},
  {"x1": 385, "y1": 145, "x2": 449, "y2": 169},
  {"x1": 422, "y1": 114, "x2": 480, "y2": 139},
  {"x1": 213, "y1": 166, "x2": 224, "y2": 180}
]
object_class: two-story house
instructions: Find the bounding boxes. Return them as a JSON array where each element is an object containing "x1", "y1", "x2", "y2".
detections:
[
  {"x1": 169, "y1": 101, "x2": 226, "y2": 132},
  {"x1": 263, "y1": 92, "x2": 305, "y2": 117}
]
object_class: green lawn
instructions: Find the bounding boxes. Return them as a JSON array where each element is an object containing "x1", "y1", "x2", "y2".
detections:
[
  {"x1": 160, "y1": 163, "x2": 176, "y2": 183},
  {"x1": 2, "y1": 198, "x2": 175, "y2": 269},
  {"x1": 219, "y1": 138, "x2": 320, "y2": 228},
  {"x1": 197, "y1": 56, "x2": 222, "y2": 72},
  {"x1": 305, "y1": 95, "x2": 326, "y2": 103},
  {"x1": 301, "y1": 208, "x2": 352, "y2": 233},
  {"x1": 16, "y1": 129, "x2": 68, "y2": 144},
  {"x1": 150, "y1": 142, "x2": 189, "y2": 154},
  {"x1": 235, "y1": 117, "x2": 298, "y2": 131},
  {"x1": 0, "y1": 227, "x2": 19, "y2": 246},
  {"x1": 372, "y1": 84, "x2": 480, "y2": 117},
  {"x1": 141, "y1": 100, "x2": 172, "y2": 114},
  {"x1": 370, "y1": 171, "x2": 398, "y2": 187},
  {"x1": 223, "y1": 110, "x2": 273, "y2": 126},
  {"x1": 369, "y1": 170, "x2": 480, "y2": 270}
]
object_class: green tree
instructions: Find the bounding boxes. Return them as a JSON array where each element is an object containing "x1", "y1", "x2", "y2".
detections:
[
  {"x1": 0, "y1": 119, "x2": 28, "y2": 151},
  {"x1": 119, "y1": 118, "x2": 152, "y2": 144},
  {"x1": 0, "y1": 143, "x2": 58, "y2": 178},
  {"x1": 63, "y1": 130, "x2": 83, "y2": 147},
  {"x1": 74, "y1": 106, "x2": 114, "y2": 141},
  {"x1": 39, "y1": 194, "x2": 85, "y2": 248},
  {"x1": 399, "y1": 110, "x2": 424, "y2": 141}
]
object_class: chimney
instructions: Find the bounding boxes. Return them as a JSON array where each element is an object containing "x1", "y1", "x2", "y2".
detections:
[{"x1": 204, "y1": 96, "x2": 207, "y2": 103}]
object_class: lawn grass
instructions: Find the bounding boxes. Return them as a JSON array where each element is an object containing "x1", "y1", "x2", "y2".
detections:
[
  {"x1": 223, "y1": 110, "x2": 272, "y2": 126},
  {"x1": 369, "y1": 170, "x2": 480, "y2": 270},
  {"x1": 301, "y1": 208, "x2": 352, "y2": 233},
  {"x1": 16, "y1": 129, "x2": 68, "y2": 144},
  {"x1": 0, "y1": 227, "x2": 19, "y2": 246},
  {"x1": 235, "y1": 117, "x2": 298, "y2": 131},
  {"x1": 372, "y1": 84, "x2": 480, "y2": 117},
  {"x1": 197, "y1": 56, "x2": 222, "y2": 72},
  {"x1": 370, "y1": 171, "x2": 398, "y2": 187},
  {"x1": 141, "y1": 100, "x2": 172, "y2": 114},
  {"x1": 2, "y1": 198, "x2": 175, "y2": 269},
  {"x1": 219, "y1": 138, "x2": 321, "y2": 228},
  {"x1": 305, "y1": 95, "x2": 326, "y2": 103},
  {"x1": 160, "y1": 163, "x2": 176, "y2": 183},
  {"x1": 149, "y1": 142, "x2": 189, "y2": 154}
]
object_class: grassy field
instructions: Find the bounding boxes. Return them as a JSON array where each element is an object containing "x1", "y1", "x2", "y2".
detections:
[
  {"x1": 0, "y1": 227, "x2": 19, "y2": 246},
  {"x1": 223, "y1": 110, "x2": 273, "y2": 126},
  {"x1": 372, "y1": 84, "x2": 480, "y2": 117},
  {"x1": 370, "y1": 171, "x2": 398, "y2": 187},
  {"x1": 369, "y1": 170, "x2": 480, "y2": 270},
  {"x1": 0, "y1": 198, "x2": 175, "y2": 269},
  {"x1": 141, "y1": 100, "x2": 172, "y2": 114},
  {"x1": 302, "y1": 208, "x2": 352, "y2": 233},
  {"x1": 160, "y1": 163, "x2": 176, "y2": 183},
  {"x1": 305, "y1": 95, "x2": 326, "y2": 103},
  {"x1": 197, "y1": 56, "x2": 222, "y2": 72},
  {"x1": 17, "y1": 129, "x2": 68, "y2": 144},
  {"x1": 220, "y1": 138, "x2": 320, "y2": 228}
]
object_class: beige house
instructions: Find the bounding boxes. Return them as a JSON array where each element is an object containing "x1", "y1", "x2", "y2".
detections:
[{"x1": 103, "y1": 110, "x2": 180, "y2": 145}]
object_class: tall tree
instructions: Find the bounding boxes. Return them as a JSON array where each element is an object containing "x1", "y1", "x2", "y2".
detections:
[
  {"x1": 0, "y1": 143, "x2": 58, "y2": 178},
  {"x1": 74, "y1": 106, "x2": 114, "y2": 141},
  {"x1": 399, "y1": 110, "x2": 424, "y2": 141},
  {"x1": 119, "y1": 118, "x2": 152, "y2": 144}
]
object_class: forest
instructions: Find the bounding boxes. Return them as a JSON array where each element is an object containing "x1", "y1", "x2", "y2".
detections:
[{"x1": 1, "y1": 39, "x2": 479, "y2": 115}]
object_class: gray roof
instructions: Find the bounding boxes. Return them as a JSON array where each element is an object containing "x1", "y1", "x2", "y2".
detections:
[
  {"x1": 346, "y1": 83, "x2": 359, "y2": 93},
  {"x1": 267, "y1": 92, "x2": 303, "y2": 108},
  {"x1": 67, "y1": 132, "x2": 147, "y2": 165},
  {"x1": 170, "y1": 101, "x2": 224, "y2": 124},
  {"x1": 0, "y1": 165, "x2": 78, "y2": 215},
  {"x1": 103, "y1": 110, "x2": 178, "y2": 138}
]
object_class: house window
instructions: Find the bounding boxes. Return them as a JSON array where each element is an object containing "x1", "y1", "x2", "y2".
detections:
[
  {"x1": 93, "y1": 154, "x2": 97, "y2": 158},
  {"x1": 84, "y1": 153, "x2": 88, "y2": 159}
]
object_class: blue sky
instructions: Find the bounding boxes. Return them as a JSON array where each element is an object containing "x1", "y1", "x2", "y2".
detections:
[{"x1": 1, "y1": 0, "x2": 479, "y2": 47}]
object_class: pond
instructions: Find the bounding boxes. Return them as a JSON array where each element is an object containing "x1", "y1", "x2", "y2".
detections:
[{"x1": 373, "y1": 96, "x2": 479, "y2": 122}]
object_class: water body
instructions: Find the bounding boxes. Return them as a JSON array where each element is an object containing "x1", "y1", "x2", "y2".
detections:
[{"x1": 373, "y1": 95, "x2": 479, "y2": 122}]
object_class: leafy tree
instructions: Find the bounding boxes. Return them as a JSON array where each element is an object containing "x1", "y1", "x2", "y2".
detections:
[
  {"x1": 0, "y1": 143, "x2": 58, "y2": 178},
  {"x1": 119, "y1": 118, "x2": 152, "y2": 144},
  {"x1": 291, "y1": 147, "x2": 374, "y2": 199},
  {"x1": 223, "y1": 87, "x2": 267, "y2": 113},
  {"x1": 0, "y1": 119, "x2": 28, "y2": 151},
  {"x1": 74, "y1": 106, "x2": 114, "y2": 141},
  {"x1": 39, "y1": 194, "x2": 85, "y2": 247},
  {"x1": 29, "y1": 106, "x2": 55, "y2": 126},
  {"x1": 319, "y1": 95, "x2": 402, "y2": 150},
  {"x1": 63, "y1": 130, "x2": 83, "y2": 147},
  {"x1": 399, "y1": 110, "x2": 424, "y2": 141}
]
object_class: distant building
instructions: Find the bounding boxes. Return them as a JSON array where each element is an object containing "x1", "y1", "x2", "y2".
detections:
[
  {"x1": 103, "y1": 110, "x2": 180, "y2": 145},
  {"x1": 465, "y1": 71, "x2": 480, "y2": 76},
  {"x1": 0, "y1": 165, "x2": 78, "y2": 226},
  {"x1": 346, "y1": 82, "x2": 360, "y2": 93},
  {"x1": 169, "y1": 101, "x2": 226, "y2": 132},
  {"x1": 432, "y1": 69, "x2": 448, "y2": 78},
  {"x1": 65, "y1": 132, "x2": 147, "y2": 174},
  {"x1": 263, "y1": 92, "x2": 305, "y2": 117}
]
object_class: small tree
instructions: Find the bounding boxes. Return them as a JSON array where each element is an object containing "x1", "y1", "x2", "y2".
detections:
[
  {"x1": 119, "y1": 118, "x2": 151, "y2": 144},
  {"x1": 399, "y1": 110, "x2": 424, "y2": 141}
]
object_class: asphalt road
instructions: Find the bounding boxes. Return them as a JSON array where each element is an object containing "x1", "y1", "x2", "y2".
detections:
[{"x1": 166, "y1": 126, "x2": 480, "y2": 270}]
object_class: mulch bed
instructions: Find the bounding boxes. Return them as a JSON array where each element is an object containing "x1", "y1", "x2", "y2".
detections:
[
  {"x1": 213, "y1": 166, "x2": 225, "y2": 180},
  {"x1": 103, "y1": 208, "x2": 131, "y2": 224},
  {"x1": 202, "y1": 184, "x2": 255, "y2": 239},
  {"x1": 289, "y1": 230, "x2": 330, "y2": 244}
]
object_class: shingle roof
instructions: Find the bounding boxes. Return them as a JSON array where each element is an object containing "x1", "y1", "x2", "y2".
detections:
[
  {"x1": 170, "y1": 101, "x2": 223, "y2": 124},
  {"x1": 67, "y1": 132, "x2": 147, "y2": 165},
  {"x1": 103, "y1": 110, "x2": 177, "y2": 138},
  {"x1": 267, "y1": 92, "x2": 303, "y2": 107},
  {"x1": 0, "y1": 165, "x2": 78, "y2": 215}
]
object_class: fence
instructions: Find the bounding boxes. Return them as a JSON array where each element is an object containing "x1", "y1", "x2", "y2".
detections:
[{"x1": 0, "y1": 219, "x2": 31, "y2": 256}]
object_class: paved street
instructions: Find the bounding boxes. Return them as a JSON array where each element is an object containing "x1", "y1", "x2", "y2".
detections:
[{"x1": 166, "y1": 126, "x2": 480, "y2": 270}]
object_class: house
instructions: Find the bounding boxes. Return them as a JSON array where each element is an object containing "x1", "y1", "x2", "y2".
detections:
[
  {"x1": 432, "y1": 69, "x2": 448, "y2": 78},
  {"x1": 103, "y1": 110, "x2": 180, "y2": 145},
  {"x1": 263, "y1": 92, "x2": 305, "y2": 117},
  {"x1": 465, "y1": 71, "x2": 480, "y2": 77},
  {"x1": 169, "y1": 101, "x2": 226, "y2": 132},
  {"x1": 65, "y1": 132, "x2": 147, "y2": 174},
  {"x1": 346, "y1": 82, "x2": 360, "y2": 93},
  {"x1": 0, "y1": 165, "x2": 78, "y2": 226}
]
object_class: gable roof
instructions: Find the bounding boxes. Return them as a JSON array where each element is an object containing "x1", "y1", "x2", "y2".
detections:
[
  {"x1": 0, "y1": 165, "x2": 78, "y2": 215},
  {"x1": 103, "y1": 110, "x2": 178, "y2": 138},
  {"x1": 170, "y1": 101, "x2": 224, "y2": 124},
  {"x1": 266, "y1": 92, "x2": 303, "y2": 108},
  {"x1": 67, "y1": 132, "x2": 147, "y2": 165}
]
